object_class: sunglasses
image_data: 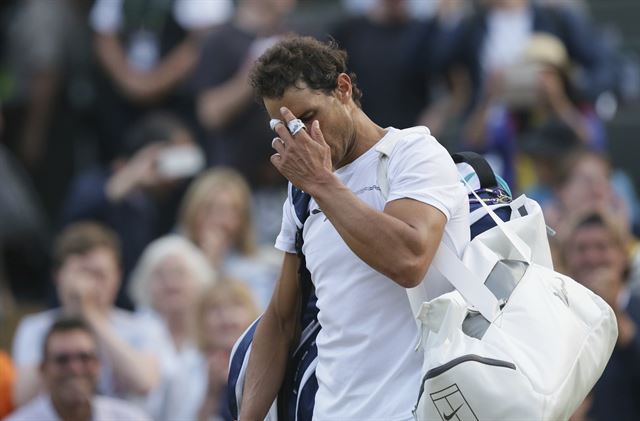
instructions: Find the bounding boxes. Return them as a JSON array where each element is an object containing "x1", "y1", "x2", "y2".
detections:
[{"x1": 47, "y1": 351, "x2": 98, "y2": 367}]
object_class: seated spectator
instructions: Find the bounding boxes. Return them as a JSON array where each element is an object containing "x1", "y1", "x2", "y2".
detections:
[
  {"x1": 544, "y1": 149, "x2": 635, "y2": 239},
  {"x1": 61, "y1": 112, "x2": 204, "y2": 308},
  {"x1": 4, "y1": 317, "x2": 150, "y2": 421},
  {"x1": 11, "y1": 222, "x2": 171, "y2": 407},
  {"x1": 179, "y1": 168, "x2": 279, "y2": 309},
  {"x1": 0, "y1": 351, "x2": 14, "y2": 418},
  {"x1": 149, "y1": 280, "x2": 258, "y2": 421},
  {"x1": 127, "y1": 235, "x2": 216, "y2": 419},
  {"x1": 561, "y1": 213, "x2": 640, "y2": 421}
]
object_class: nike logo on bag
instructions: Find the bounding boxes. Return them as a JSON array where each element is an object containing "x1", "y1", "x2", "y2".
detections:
[{"x1": 443, "y1": 404, "x2": 463, "y2": 420}]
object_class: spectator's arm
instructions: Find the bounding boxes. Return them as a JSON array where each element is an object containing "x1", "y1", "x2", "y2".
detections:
[
  {"x1": 11, "y1": 319, "x2": 46, "y2": 406},
  {"x1": 196, "y1": 62, "x2": 254, "y2": 131},
  {"x1": 239, "y1": 252, "x2": 300, "y2": 421},
  {"x1": 94, "y1": 32, "x2": 202, "y2": 104},
  {"x1": 417, "y1": 67, "x2": 471, "y2": 137},
  {"x1": 85, "y1": 313, "x2": 161, "y2": 395},
  {"x1": 94, "y1": 33, "x2": 132, "y2": 94},
  {"x1": 196, "y1": 36, "x2": 282, "y2": 131}
]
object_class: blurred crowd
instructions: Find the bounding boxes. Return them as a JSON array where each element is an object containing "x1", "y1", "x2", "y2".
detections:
[{"x1": 0, "y1": 0, "x2": 639, "y2": 420}]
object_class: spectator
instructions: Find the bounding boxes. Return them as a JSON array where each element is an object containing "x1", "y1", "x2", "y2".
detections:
[
  {"x1": 196, "y1": 281, "x2": 259, "y2": 421},
  {"x1": 0, "y1": 351, "x2": 14, "y2": 418},
  {"x1": 193, "y1": 0, "x2": 296, "y2": 191},
  {"x1": 330, "y1": 0, "x2": 471, "y2": 144},
  {"x1": 144, "y1": 280, "x2": 258, "y2": 421},
  {"x1": 61, "y1": 112, "x2": 204, "y2": 307},
  {"x1": 179, "y1": 168, "x2": 279, "y2": 309},
  {"x1": 4, "y1": 317, "x2": 151, "y2": 421},
  {"x1": 330, "y1": 0, "x2": 429, "y2": 131},
  {"x1": 127, "y1": 235, "x2": 216, "y2": 419},
  {"x1": 11, "y1": 222, "x2": 171, "y2": 407},
  {"x1": 2, "y1": 0, "x2": 94, "y2": 219},
  {"x1": 90, "y1": 0, "x2": 232, "y2": 161},
  {"x1": 463, "y1": 33, "x2": 606, "y2": 190},
  {"x1": 544, "y1": 149, "x2": 635, "y2": 239},
  {"x1": 453, "y1": 0, "x2": 614, "y2": 108},
  {"x1": 561, "y1": 213, "x2": 640, "y2": 421}
]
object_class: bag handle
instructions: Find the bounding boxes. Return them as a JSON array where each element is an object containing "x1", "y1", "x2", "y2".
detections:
[
  {"x1": 451, "y1": 152, "x2": 497, "y2": 190},
  {"x1": 376, "y1": 130, "x2": 501, "y2": 321}
]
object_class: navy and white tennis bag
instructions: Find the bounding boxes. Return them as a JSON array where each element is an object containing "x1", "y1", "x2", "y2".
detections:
[{"x1": 227, "y1": 130, "x2": 517, "y2": 421}]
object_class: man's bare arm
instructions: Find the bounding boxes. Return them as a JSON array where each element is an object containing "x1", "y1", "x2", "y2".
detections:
[
  {"x1": 271, "y1": 111, "x2": 447, "y2": 289},
  {"x1": 239, "y1": 252, "x2": 301, "y2": 421},
  {"x1": 315, "y1": 189, "x2": 445, "y2": 289}
]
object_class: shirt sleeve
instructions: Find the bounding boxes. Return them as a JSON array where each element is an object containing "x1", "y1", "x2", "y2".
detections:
[
  {"x1": 386, "y1": 132, "x2": 465, "y2": 221},
  {"x1": 89, "y1": 0, "x2": 123, "y2": 34},
  {"x1": 275, "y1": 196, "x2": 297, "y2": 254},
  {"x1": 12, "y1": 315, "x2": 50, "y2": 366},
  {"x1": 173, "y1": 0, "x2": 233, "y2": 30}
]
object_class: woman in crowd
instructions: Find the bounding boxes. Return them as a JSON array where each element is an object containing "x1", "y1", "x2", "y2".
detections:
[
  {"x1": 179, "y1": 167, "x2": 279, "y2": 309},
  {"x1": 127, "y1": 234, "x2": 216, "y2": 419},
  {"x1": 151, "y1": 280, "x2": 259, "y2": 421}
]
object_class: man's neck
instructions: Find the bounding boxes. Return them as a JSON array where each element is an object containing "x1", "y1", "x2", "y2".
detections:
[
  {"x1": 352, "y1": 109, "x2": 389, "y2": 153},
  {"x1": 51, "y1": 396, "x2": 92, "y2": 421}
]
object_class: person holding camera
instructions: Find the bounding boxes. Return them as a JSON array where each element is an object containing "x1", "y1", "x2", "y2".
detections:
[{"x1": 60, "y1": 112, "x2": 204, "y2": 307}]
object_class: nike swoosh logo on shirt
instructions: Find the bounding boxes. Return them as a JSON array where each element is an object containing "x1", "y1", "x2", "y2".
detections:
[{"x1": 443, "y1": 404, "x2": 463, "y2": 420}]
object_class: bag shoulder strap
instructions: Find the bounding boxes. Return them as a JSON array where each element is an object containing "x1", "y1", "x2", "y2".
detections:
[
  {"x1": 374, "y1": 132, "x2": 501, "y2": 321},
  {"x1": 376, "y1": 126, "x2": 430, "y2": 198}
]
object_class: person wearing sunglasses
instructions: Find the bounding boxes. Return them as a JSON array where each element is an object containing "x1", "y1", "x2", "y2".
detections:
[{"x1": 4, "y1": 317, "x2": 150, "y2": 421}]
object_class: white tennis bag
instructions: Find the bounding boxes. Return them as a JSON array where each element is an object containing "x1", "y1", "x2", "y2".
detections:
[
  {"x1": 374, "y1": 129, "x2": 618, "y2": 421},
  {"x1": 412, "y1": 192, "x2": 618, "y2": 420}
]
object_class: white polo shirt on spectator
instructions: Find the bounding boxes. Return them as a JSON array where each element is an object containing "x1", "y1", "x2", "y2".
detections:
[{"x1": 3, "y1": 394, "x2": 151, "y2": 421}]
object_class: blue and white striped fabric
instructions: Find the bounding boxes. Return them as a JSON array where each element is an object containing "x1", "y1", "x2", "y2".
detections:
[{"x1": 228, "y1": 184, "x2": 319, "y2": 421}]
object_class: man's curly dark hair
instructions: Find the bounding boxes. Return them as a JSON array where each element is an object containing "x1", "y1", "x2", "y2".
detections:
[{"x1": 249, "y1": 36, "x2": 363, "y2": 107}]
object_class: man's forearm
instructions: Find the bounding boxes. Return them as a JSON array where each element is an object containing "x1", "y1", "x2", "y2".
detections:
[
  {"x1": 240, "y1": 253, "x2": 300, "y2": 420},
  {"x1": 239, "y1": 310, "x2": 293, "y2": 421},
  {"x1": 308, "y1": 174, "x2": 444, "y2": 288}
]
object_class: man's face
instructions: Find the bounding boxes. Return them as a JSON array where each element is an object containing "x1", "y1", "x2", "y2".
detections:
[
  {"x1": 41, "y1": 330, "x2": 100, "y2": 405},
  {"x1": 263, "y1": 80, "x2": 357, "y2": 169},
  {"x1": 564, "y1": 225, "x2": 627, "y2": 282},
  {"x1": 57, "y1": 247, "x2": 121, "y2": 311}
]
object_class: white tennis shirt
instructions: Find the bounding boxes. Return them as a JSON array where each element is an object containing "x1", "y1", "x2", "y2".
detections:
[{"x1": 275, "y1": 128, "x2": 469, "y2": 420}]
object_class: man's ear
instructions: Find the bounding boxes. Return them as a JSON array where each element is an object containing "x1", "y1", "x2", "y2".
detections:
[{"x1": 335, "y1": 73, "x2": 353, "y2": 104}]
